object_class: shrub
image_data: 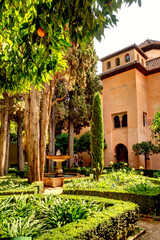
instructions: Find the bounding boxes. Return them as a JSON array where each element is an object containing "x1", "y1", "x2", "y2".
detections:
[
  {"x1": 91, "y1": 92, "x2": 104, "y2": 181},
  {"x1": 35, "y1": 195, "x2": 138, "y2": 240},
  {"x1": 0, "y1": 195, "x2": 106, "y2": 238},
  {"x1": 63, "y1": 170, "x2": 160, "y2": 214}
]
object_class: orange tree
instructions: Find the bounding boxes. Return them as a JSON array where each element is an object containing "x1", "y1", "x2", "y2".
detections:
[
  {"x1": 132, "y1": 141, "x2": 158, "y2": 169},
  {"x1": 0, "y1": 0, "x2": 141, "y2": 181}
]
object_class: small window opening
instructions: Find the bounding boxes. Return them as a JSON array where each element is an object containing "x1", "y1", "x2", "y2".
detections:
[
  {"x1": 107, "y1": 61, "x2": 111, "y2": 69},
  {"x1": 122, "y1": 114, "x2": 127, "y2": 127},
  {"x1": 116, "y1": 58, "x2": 120, "y2": 66},
  {"x1": 125, "y1": 54, "x2": 130, "y2": 62},
  {"x1": 137, "y1": 55, "x2": 139, "y2": 61},
  {"x1": 114, "y1": 116, "x2": 120, "y2": 128},
  {"x1": 143, "y1": 112, "x2": 147, "y2": 126}
]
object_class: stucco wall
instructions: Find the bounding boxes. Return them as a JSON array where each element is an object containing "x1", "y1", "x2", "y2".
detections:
[
  {"x1": 102, "y1": 49, "x2": 146, "y2": 72},
  {"x1": 103, "y1": 69, "x2": 139, "y2": 167}
]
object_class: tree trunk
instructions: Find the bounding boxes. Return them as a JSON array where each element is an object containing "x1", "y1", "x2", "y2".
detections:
[
  {"x1": 17, "y1": 114, "x2": 24, "y2": 171},
  {"x1": 68, "y1": 119, "x2": 74, "y2": 168},
  {"x1": 40, "y1": 83, "x2": 51, "y2": 180},
  {"x1": 48, "y1": 105, "x2": 56, "y2": 173},
  {"x1": 0, "y1": 94, "x2": 9, "y2": 176},
  {"x1": 145, "y1": 153, "x2": 150, "y2": 170},
  {"x1": 25, "y1": 86, "x2": 41, "y2": 183},
  {"x1": 25, "y1": 82, "x2": 55, "y2": 182},
  {"x1": 4, "y1": 119, "x2": 10, "y2": 175}
]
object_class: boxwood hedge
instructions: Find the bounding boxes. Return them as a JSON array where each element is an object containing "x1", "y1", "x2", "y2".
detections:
[{"x1": 34, "y1": 195, "x2": 138, "y2": 240}]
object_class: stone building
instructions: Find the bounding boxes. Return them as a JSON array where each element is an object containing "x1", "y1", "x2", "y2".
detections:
[{"x1": 100, "y1": 39, "x2": 160, "y2": 169}]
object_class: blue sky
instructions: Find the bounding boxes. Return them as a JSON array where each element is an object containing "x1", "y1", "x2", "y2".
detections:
[{"x1": 94, "y1": 0, "x2": 160, "y2": 73}]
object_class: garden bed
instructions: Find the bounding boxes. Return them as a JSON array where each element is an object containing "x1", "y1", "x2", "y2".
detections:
[
  {"x1": 63, "y1": 170, "x2": 160, "y2": 215},
  {"x1": 0, "y1": 194, "x2": 138, "y2": 240},
  {"x1": 0, "y1": 178, "x2": 43, "y2": 196}
]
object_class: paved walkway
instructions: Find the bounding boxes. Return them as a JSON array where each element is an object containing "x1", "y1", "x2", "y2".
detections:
[
  {"x1": 137, "y1": 217, "x2": 160, "y2": 239},
  {"x1": 43, "y1": 187, "x2": 63, "y2": 195},
  {"x1": 43, "y1": 187, "x2": 160, "y2": 239}
]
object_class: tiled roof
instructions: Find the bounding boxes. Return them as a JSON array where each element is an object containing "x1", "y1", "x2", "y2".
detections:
[
  {"x1": 139, "y1": 39, "x2": 160, "y2": 52},
  {"x1": 100, "y1": 44, "x2": 147, "y2": 62},
  {"x1": 100, "y1": 60, "x2": 160, "y2": 80},
  {"x1": 146, "y1": 57, "x2": 160, "y2": 70},
  {"x1": 139, "y1": 39, "x2": 160, "y2": 48}
]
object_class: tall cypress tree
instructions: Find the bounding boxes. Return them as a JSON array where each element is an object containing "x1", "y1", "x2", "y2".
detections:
[{"x1": 91, "y1": 92, "x2": 104, "y2": 181}]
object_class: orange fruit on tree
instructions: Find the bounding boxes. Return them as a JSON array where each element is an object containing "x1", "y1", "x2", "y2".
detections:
[{"x1": 37, "y1": 27, "x2": 46, "y2": 37}]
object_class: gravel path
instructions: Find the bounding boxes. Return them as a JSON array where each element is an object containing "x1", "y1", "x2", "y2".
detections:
[
  {"x1": 136, "y1": 217, "x2": 160, "y2": 239},
  {"x1": 43, "y1": 187, "x2": 63, "y2": 195}
]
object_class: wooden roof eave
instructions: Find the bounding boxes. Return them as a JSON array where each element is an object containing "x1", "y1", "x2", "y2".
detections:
[
  {"x1": 99, "y1": 61, "x2": 159, "y2": 80},
  {"x1": 100, "y1": 44, "x2": 148, "y2": 62}
]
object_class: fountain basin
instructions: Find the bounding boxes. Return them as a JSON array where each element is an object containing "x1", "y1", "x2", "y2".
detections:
[
  {"x1": 46, "y1": 155, "x2": 72, "y2": 177},
  {"x1": 44, "y1": 173, "x2": 84, "y2": 188}
]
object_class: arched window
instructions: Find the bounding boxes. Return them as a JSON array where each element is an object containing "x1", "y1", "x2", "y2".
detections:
[
  {"x1": 143, "y1": 112, "x2": 147, "y2": 126},
  {"x1": 114, "y1": 116, "x2": 120, "y2": 128},
  {"x1": 122, "y1": 114, "x2": 127, "y2": 127},
  {"x1": 107, "y1": 61, "x2": 111, "y2": 69},
  {"x1": 125, "y1": 54, "x2": 130, "y2": 62},
  {"x1": 115, "y1": 144, "x2": 128, "y2": 163},
  {"x1": 115, "y1": 58, "x2": 120, "y2": 66},
  {"x1": 137, "y1": 54, "x2": 139, "y2": 62}
]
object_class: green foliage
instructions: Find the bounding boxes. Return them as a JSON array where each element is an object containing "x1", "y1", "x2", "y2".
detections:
[
  {"x1": 35, "y1": 195, "x2": 138, "y2": 240},
  {"x1": 55, "y1": 43, "x2": 102, "y2": 135},
  {"x1": 91, "y1": 92, "x2": 104, "y2": 181},
  {"x1": 132, "y1": 141, "x2": 158, "y2": 169},
  {"x1": 132, "y1": 141, "x2": 158, "y2": 157},
  {"x1": 63, "y1": 166, "x2": 92, "y2": 176},
  {"x1": 64, "y1": 169, "x2": 160, "y2": 195},
  {"x1": 0, "y1": 178, "x2": 29, "y2": 191},
  {"x1": 0, "y1": 179, "x2": 43, "y2": 196},
  {"x1": 153, "y1": 171, "x2": 160, "y2": 179},
  {"x1": 55, "y1": 133, "x2": 78, "y2": 154},
  {"x1": 110, "y1": 161, "x2": 129, "y2": 170},
  {"x1": 55, "y1": 133, "x2": 68, "y2": 155},
  {"x1": 0, "y1": 195, "x2": 104, "y2": 238},
  {"x1": 10, "y1": 121, "x2": 18, "y2": 143},
  {"x1": 0, "y1": 0, "x2": 141, "y2": 93},
  {"x1": 150, "y1": 108, "x2": 160, "y2": 145},
  {"x1": 76, "y1": 131, "x2": 91, "y2": 154},
  {"x1": 35, "y1": 196, "x2": 104, "y2": 229}
]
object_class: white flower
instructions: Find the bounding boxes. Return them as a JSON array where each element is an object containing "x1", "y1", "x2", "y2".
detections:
[
  {"x1": 132, "y1": 168, "x2": 135, "y2": 171},
  {"x1": 90, "y1": 174, "x2": 93, "y2": 178},
  {"x1": 140, "y1": 171, "x2": 144, "y2": 175},
  {"x1": 123, "y1": 169, "x2": 127, "y2": 172},
  {"x1": 110, "y1": 161, "x2": 114, "y2": 165},
  {"x1": 124, "y1": 163, "x2": 128, "y2": 166},
  {"x1": 139, "y1": 166, "x2": 144, "y2": 169}
]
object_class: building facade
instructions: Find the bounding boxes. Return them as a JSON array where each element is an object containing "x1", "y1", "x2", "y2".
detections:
[{"x1": 100, "y1": 39, "x2": 160, "y2": 169}]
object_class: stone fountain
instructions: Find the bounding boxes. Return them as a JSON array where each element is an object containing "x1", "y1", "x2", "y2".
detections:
[
  {"x1": 43, "y1": 155, "x2": 84, "y2": 188},
  {"x1": 46, "y1": 155, "x2": 72, "y2": 177}
]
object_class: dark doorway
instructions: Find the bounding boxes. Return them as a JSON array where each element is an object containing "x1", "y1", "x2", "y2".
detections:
[{"x1": 116, "y1": 144, "x2": 128, "y2": 163}]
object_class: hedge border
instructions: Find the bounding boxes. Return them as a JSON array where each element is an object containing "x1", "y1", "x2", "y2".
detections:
[
  {"x1": 63, "y1": 178, "x2": 160, "y2": 215},
  {"x1": 0, "y1": 179, "x2": 43, "y2": 196},
  {"x1": 34, "y1": 194, "x2": 138, "y2": 240}
]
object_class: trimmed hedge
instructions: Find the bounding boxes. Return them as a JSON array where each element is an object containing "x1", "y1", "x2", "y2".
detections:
[
  {"x1": 63, "y1": 178, "x2": 160, "y2": 215},
  {"x1": 153, "y1": 171, "x2": 160, "y2": 179},
  {"x1": 34, "y1": 195, "x2": 138, "y2": 240},
  {"x1": 0, "y1": 179, "x2": 43, "y2": 196}
]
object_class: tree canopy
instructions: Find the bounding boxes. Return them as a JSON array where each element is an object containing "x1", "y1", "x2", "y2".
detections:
[
  {"x1": 150, "y1": 109, "x2": 160, "y2": 146},
  {"x1": 0, "y1": 0, "x2": 141, "y2": 92}
]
